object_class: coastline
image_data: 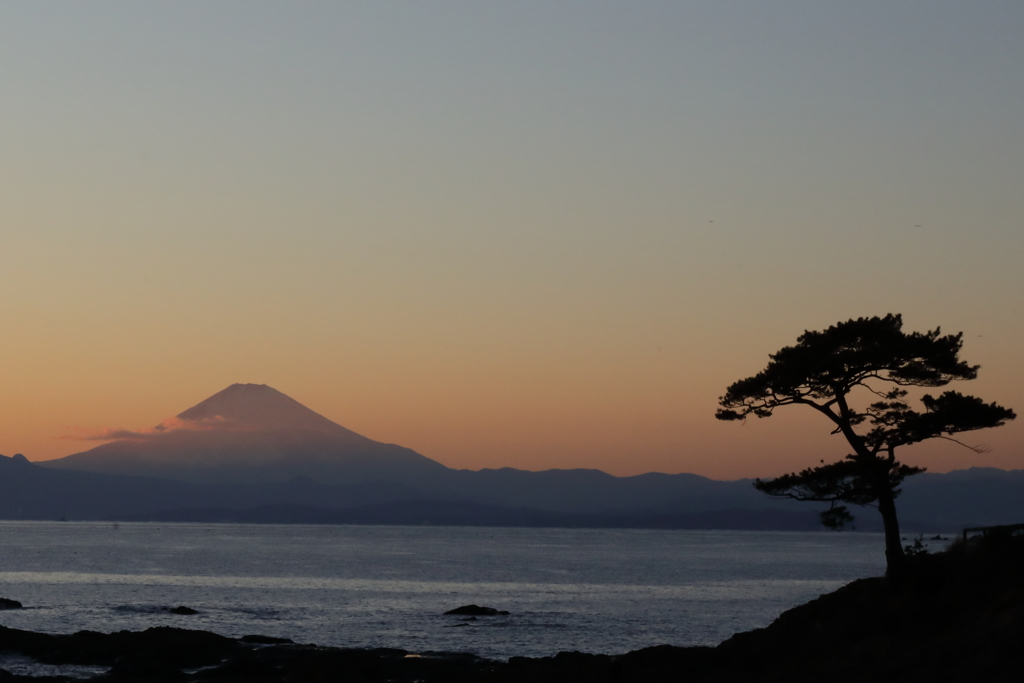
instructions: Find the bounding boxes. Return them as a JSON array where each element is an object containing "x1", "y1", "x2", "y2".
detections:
[
  {"x1": 2, "y1": 537, "x2": 1022, "y2": 681},
  {"x1": 0, "y1": 524, "x2": 883, "y2": 659}
]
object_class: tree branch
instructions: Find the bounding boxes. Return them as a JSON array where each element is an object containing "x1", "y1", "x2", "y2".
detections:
[{"x1": 934, "y1": 435, "x2": 992, "y2": 454}]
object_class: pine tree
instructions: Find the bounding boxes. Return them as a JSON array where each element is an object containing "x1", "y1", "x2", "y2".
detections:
[{"x1": 716, "y1": 314, "x2": 1015, "y2": 574}]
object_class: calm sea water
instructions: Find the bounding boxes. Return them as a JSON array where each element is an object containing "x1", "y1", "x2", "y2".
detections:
[{"x1": 0, "y1": 522, "x2": 899, "y2": 659}]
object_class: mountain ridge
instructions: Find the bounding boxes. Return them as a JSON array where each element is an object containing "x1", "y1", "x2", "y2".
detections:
[
  {"x1": 175, "y1": 383, "x2": 369, "y2": 441},
  {"x1": 10, "y1": 452, "x2": 1024, "y2": 531},
  {"x1": 25, "y1": 384, "x2": 1024, "y2": 529},
  {"x1": 41, "y1": 383, "x2": 447, "y2": 485}
]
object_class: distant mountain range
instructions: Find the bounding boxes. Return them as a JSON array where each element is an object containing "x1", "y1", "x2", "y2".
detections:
[{"x1": 3, "y1": 383, "x2": 1019, "y2": 532}]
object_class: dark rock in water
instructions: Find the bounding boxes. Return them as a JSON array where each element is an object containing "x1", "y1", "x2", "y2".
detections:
[
  {"x1": 241, "y1": 634, "x2": 294, "y2": 644},
  {"x1": 0, "y1": 598, "x2": 22, "y2": 609},
  {"x1": 443, "y1": 604, "x2": 510, "y2": 616},
  {"x1": 0, "y1": 625, "x2": 241, "y2": 671},
  {"x1": 166, "y1": 605, "x2": 198, "y2": 615}
]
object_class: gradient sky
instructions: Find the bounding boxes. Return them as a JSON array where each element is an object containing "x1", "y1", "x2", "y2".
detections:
[{"x1": 2, "y1": 1, "x2": 1022, "y2": 479}]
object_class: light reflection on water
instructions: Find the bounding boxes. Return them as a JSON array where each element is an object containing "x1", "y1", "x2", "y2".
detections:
[
  {"x1": 0, "y1": 654, "x2": 108, "y2": 680},
  {"x1": 0, "y1": 522, "x2": 889, "y2": 659}
]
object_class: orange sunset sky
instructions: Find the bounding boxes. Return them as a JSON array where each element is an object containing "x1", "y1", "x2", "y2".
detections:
[{"x1": 2, "y1": 2, "x2": 1022, "y2": 480}]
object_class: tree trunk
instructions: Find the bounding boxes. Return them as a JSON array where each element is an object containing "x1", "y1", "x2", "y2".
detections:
[{"x1": 875, "y1": 485, "x2": 905, "y2": 578}]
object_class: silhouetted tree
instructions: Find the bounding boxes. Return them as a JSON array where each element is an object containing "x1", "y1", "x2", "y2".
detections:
[{"x1": 716, "y1": 314, "x2": 1015, "y2": 574}]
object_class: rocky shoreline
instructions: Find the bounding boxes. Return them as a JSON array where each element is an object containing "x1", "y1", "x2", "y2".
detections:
[{"x1": 2, "y1": 537, "x2": 1022, "y2": 682}]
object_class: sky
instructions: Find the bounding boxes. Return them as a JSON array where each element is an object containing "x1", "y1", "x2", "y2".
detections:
[{"x1": 1, "y1": 1, "x2": 1022, "y2": 480}]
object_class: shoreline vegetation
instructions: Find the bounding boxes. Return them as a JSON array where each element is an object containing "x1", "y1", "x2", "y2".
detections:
[{"x1": 2, "y1": 534, "x2": 1022, "y2": 681}]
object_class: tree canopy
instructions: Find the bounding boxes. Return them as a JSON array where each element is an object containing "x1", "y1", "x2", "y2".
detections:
[{"x1": 716, "y1": 314, "x2": 1015, "y2": 573}]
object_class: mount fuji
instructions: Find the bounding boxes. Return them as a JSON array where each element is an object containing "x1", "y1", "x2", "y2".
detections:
[
  {"x1": 39, "y1": 384, "x2": 786, "y2": 516},
  {"x1": 41, "y1": 384, "x2": 449, "y2": 485}
]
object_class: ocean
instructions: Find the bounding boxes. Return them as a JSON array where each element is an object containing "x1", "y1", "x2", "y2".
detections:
[{"x1": 0, "y1": 521, "x2": 910, "y2": 660}]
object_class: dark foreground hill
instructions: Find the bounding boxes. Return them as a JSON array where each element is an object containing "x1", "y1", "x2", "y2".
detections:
[{"x1": 1, "y1": 534, "x2": 1021, "y2": 682}]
